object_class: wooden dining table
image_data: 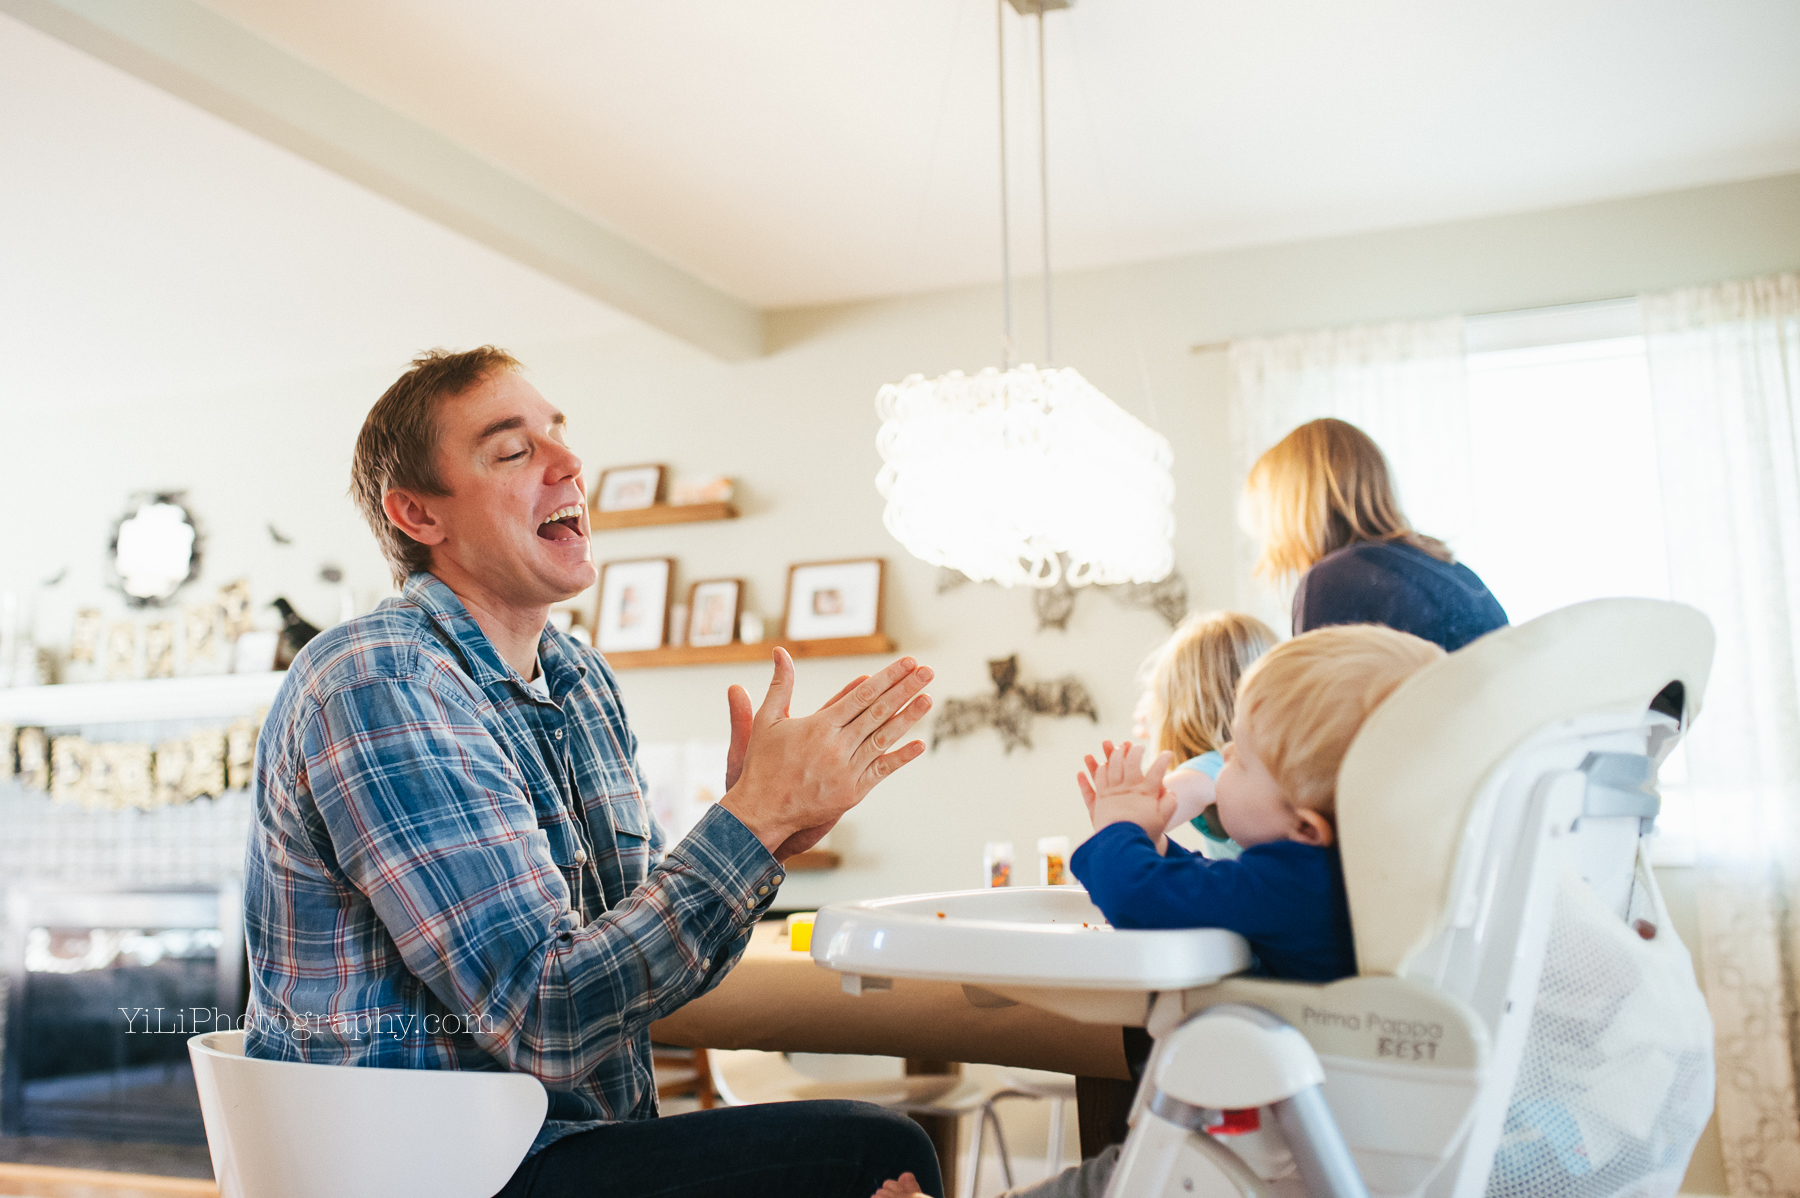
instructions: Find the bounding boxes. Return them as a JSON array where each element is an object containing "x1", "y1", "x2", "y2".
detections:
[{"x1": 650, "y1": 921, "x2": 1139, "y2": 1194}]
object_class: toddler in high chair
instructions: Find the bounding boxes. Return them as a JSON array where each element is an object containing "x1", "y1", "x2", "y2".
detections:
[{"x1": 871, "y1": 623, "x2": 1443, "y2": 1198}]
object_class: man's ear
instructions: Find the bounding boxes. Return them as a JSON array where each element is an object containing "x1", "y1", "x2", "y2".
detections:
[
  {"x1": 1291, "y1": 807, "x2": 1336, "y2": 848},
  {"x1": 382, "y1": 489, "x2": 446, "y2": 547}
]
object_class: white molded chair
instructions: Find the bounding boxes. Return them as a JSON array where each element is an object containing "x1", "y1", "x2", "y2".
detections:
[
  {"x1": 188, "y1": 1030, "x2": 546, "y2": 1198},
  {"x1": 708, "y1": 1047, "x2": 1032, "y2": 1198},
  {"x1": 994, "y1": 1068, "x2": 1078, "y2": 1175}
]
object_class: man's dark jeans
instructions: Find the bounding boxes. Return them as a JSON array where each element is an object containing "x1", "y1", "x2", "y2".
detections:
[{"x1": 494, "y1": 1100, "x2": 943, "y2": 1198}]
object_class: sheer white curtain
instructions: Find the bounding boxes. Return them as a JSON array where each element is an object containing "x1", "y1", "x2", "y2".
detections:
[
  {"x1": 1225, "y1": 317, "x2": 1471, "y2": 628},
  {"x1": 1644, "y1": 272, "x2": 1800, "y2": 1194}
]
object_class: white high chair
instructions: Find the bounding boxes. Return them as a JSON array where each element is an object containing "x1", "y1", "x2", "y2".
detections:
[
  {"x1": 813, "y1": 599, "x2": 1716, "y2": 1198},
  {"x1": 706, "y1": 1048, "x2": 1026, "y2": 1198}
]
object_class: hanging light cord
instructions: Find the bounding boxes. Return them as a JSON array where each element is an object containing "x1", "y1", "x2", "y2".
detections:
[
  {"x1": 1038, "y1": 0, "x2": 1053, "y2": 366},
  {"x1": 997, "y1": 0, "x2": 1014, "y2": 369}
]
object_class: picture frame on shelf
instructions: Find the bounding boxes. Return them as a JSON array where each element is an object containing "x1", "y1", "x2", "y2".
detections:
[
  {"x1": 783, "y1": 558, "x2": 885, "y2": 641},
  {"x1": 686, "y1": 579, "x2": 743, "y2": 648},
  {"x1": 594, "y1": 464, "x2": 666, "y2": 512},
  {"x1": 595, "y1": 558, "x2": 674, "y2": 653}
]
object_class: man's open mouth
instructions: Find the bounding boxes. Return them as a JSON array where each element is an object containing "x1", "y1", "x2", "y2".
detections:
[{"x1": 538, "y1": 504, "x2": 586, "y2": 541}]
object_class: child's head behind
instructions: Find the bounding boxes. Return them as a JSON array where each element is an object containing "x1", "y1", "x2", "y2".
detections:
[
  {"x1": 1138, "y1": 611, "x2": 1278, "y2": 763},
  {"x1": 1217, "y1": 624, "x2": 1443, "y2": 848}
]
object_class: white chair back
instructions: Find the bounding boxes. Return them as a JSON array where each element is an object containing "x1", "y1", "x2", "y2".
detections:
[
  {"x1": 188, "y1": 1030, "x2": 546, "y2": 1198},
  {"x1": 1336, "y1": 599, "x2": 1713, "y2": 1196}
]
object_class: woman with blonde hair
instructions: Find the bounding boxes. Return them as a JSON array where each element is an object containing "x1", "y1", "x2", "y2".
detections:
[{"x1": 1245, "y1": 418, "x2": 1507, "y2": 652}]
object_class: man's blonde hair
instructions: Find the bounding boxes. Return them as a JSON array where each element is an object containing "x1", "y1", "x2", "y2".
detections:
[
  {"x1": 1141, "y1": 612, "x2": 1278, "y2": 763},
  {"x1": 1235, "y1": 624, "x2": 1444, "y2": 815},
  {"x1": 1243, "y1": 418, "x2": 1452, "y2": 580}
]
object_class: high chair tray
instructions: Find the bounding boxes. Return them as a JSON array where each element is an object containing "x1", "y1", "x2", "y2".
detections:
[{"x1": 812, "y1": 887, "x2": 1252, "y2": 1025}]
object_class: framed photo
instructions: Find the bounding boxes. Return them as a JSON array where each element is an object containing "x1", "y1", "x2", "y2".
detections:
[
  {"x1": 686, "y1": 579, "x2": 743, "y2": 648},
  {"x1": 783, "y1": 559, "x2": 885, "y2": 641},
  {"x1": 595, "y1": 464, "x2": 666, "y2": 512},
  {"x1": 595, "y1": 558, "x2": 674, "y2": 652}
]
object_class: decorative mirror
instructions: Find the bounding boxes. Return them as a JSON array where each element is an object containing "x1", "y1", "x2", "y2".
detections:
[{"x1": 109, "y1": 492, "x2": 202, "y2": 607}]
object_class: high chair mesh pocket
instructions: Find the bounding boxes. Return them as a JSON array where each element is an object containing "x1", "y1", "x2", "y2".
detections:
[{"x1": 1486, "y1": 852, "x2": 1714, "y2": 1198}]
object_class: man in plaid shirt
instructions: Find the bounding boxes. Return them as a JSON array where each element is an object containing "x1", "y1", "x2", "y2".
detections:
[{"x1": 245, "y1": 347, "x2": 941, "y2": 1197}]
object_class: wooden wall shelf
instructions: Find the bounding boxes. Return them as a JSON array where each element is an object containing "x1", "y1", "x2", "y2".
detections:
[
  {"x1": 784, "y1": 849, "x2": 841, "y2": 872},
  {"x1": 588, "y1": 502, "x2": 737, "y2": 531},
  {"x1": 604, "y1": 635, "x2": 895, "y2": 670}
]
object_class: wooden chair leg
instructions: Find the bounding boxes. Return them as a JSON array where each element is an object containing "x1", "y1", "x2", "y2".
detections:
[
  {"x1": 653, "y1": 1045, "x2": 719, "y2": 1110},
  {"x1": 693, "y1": 1046, "x2": 716, "y2": 1110},
  {"x1": 1075, "y1": 1075, "x2": 1136, "y2": 1158}
]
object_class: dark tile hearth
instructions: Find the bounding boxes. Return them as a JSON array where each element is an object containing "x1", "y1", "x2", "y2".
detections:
[{"x1": 0, "y1": 1132, "x2": 213, "y2": 1180}]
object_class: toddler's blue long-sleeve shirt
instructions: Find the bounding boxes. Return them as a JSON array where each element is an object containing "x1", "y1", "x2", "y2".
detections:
[{"x1": 1071, "y1": 822, "x2": 1357, "y2": 982}]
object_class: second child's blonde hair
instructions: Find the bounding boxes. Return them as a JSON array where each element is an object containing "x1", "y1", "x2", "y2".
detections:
[
  {"x1": 1235, "y1": 624, "x2": 1443, "y2": 816},
  {"x1": 1142, "y1": 612, "x2": 1279, "y2": 764},
  {"x1": 1244, "y1": 418, "x2": 1452, "y2": 581}
]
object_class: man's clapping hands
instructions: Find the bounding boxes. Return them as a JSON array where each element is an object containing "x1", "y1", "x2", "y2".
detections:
[{"x1": 719, "y1": 649, "x2": 932, "y2": 861}]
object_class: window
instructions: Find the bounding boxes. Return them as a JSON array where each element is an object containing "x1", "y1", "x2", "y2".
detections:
[{"x1": 1457, "y1": 300, "x2": 1692, "y2": 860}]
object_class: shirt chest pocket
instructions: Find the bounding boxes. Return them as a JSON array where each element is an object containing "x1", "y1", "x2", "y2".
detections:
[{"x1": 596, "y1": 784, "x2": 654, "y2": 886}]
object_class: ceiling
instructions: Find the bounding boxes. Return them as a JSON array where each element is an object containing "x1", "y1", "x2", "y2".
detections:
[
  {"x1": 0, "y1": 11, "x2": 634, "y2": 411},
  {"x1": 188, "y1": 0, "x2": 1800, "y2": 309}
]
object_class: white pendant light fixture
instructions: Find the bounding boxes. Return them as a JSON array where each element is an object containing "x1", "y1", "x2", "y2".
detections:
[{"x1": 876, "y1": 0, "x2": 1174, "y2": 590}]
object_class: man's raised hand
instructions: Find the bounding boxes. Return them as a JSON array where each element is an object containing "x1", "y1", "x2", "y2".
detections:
[{"x1": 719, "y1": 649, "x2": 932, "y2": 861}]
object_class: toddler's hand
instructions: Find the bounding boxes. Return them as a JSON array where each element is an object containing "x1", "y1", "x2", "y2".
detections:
[
  {"x1": 872, "y1": 1171, "x2": 930, "y2": 1198},
  {"x1": 1078, "y1": 740, "x2": 1176, "y2": 851}
]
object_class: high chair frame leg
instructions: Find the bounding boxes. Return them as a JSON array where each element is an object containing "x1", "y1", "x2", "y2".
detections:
[
  {"x1": 1269, "y1": 1086, "x2": 1371, "y2": 1198},
  {"x1": 1112, "y1": 1003, "x2": 1372, "y2": 1198}
]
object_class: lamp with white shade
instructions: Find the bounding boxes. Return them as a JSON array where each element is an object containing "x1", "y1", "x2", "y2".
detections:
[{"x1": 873, "y1": 0, "x2": 1174, "y2": 590}]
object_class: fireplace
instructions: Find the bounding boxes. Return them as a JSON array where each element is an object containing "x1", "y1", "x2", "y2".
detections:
[{"x1": 2, "y1": 883, "x2": 243, "y2": 1144}]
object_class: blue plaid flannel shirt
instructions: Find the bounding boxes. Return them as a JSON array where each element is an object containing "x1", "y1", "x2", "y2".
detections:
[{"x1": 244, "y1": 572, "x2": 784, "y2": 1154}]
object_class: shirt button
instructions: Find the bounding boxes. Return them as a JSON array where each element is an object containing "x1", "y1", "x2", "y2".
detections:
[
  {"x1": 554, "y1": 729, "x2": 564, "y2": 740},
  {"x1": 700, "y1": 957, "x2": 711, "y2": 971},
  {"x1": 756, "y1": 885, "x2": 769, "y2": 896},
  {"x1": 575, "y1": 847, "x2": 589, "y2": 864},
  {"x1": 772, "y1": 874, "x2": 785, "y2": 885}
]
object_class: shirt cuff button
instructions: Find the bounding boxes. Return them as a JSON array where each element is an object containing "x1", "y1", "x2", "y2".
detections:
[
  {"x1": 772, "y1": 874, "x2": 785, "y2": 885},
  {"x1": 756, "y1": 885, "x2": 769, "y2": 896}
]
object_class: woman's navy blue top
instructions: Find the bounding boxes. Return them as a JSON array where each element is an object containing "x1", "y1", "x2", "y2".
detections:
[{"x1": 1293, "y1": 540, "x2": 1508, "y2": 652}]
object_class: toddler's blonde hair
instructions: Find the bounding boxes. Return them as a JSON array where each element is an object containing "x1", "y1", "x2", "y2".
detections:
[
  {"x1": 1235, "y1": 624, "x2": 1443, "y2": 816},
  {"x1": 1142, "y1": 612, "x2": 1278, "y2": 764}
]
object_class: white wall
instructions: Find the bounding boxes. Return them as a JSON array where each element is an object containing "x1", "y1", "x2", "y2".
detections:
[{"x1": 3, "y1": 171, "x2": 1798, "y2": 915}]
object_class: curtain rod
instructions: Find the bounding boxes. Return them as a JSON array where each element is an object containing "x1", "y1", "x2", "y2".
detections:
[{"x1": 1187, "y1": 295, "x2": 1637, "y2": 355}]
